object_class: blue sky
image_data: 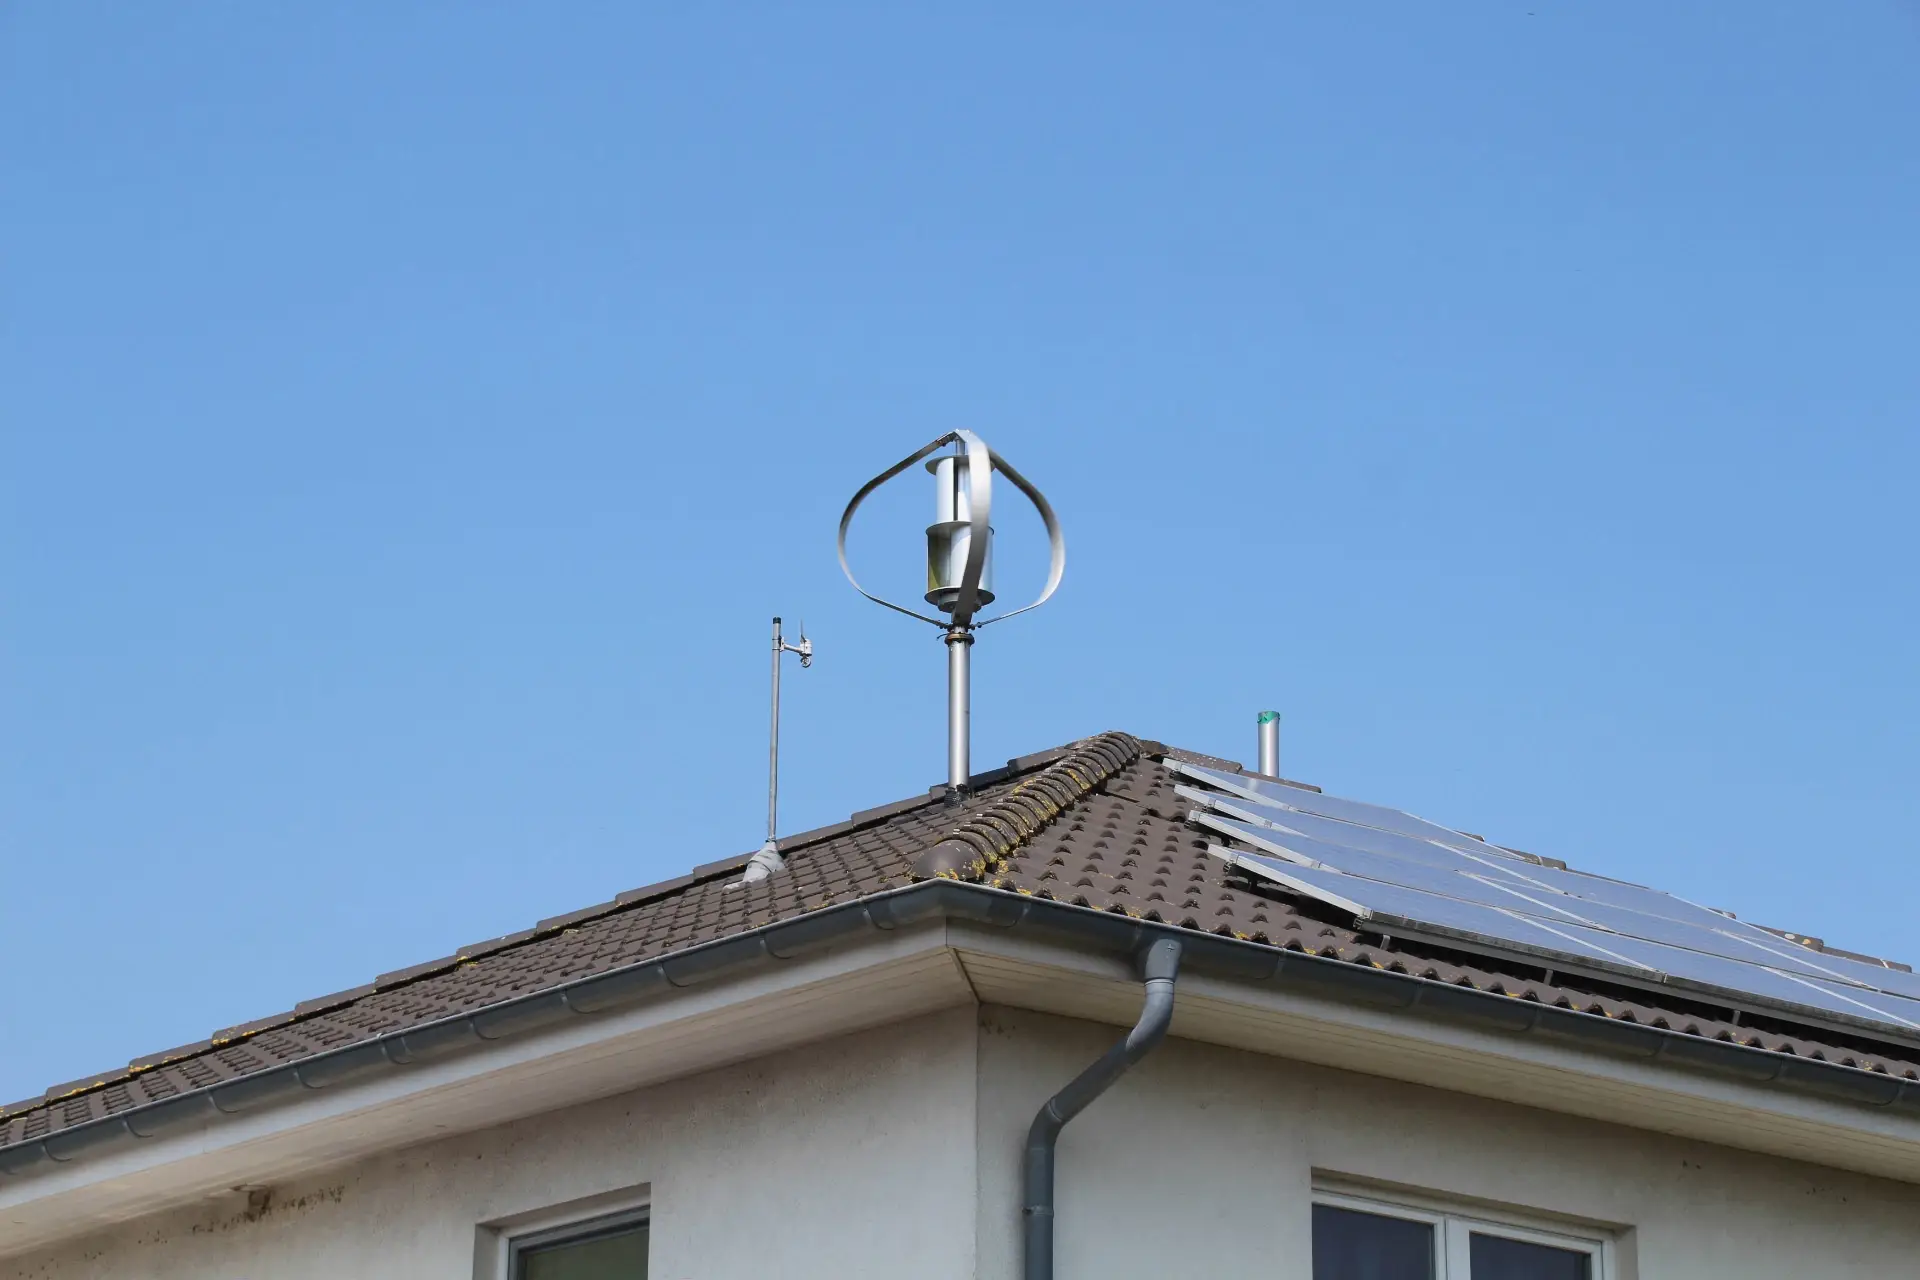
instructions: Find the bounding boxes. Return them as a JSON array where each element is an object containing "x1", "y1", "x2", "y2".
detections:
[{"x1": 3, "y1": 3, "x2": 1916, "y2": 1104}]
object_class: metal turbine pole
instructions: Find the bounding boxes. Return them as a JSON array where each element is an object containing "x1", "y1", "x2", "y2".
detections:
[{"x1": 946, "y1": 626, "x2": 972, "y2": 797}]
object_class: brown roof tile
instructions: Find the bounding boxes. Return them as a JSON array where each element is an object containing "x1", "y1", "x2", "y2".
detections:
[{"x1": 4, "y1": 731, "x2": 1917, "y2": 1154}]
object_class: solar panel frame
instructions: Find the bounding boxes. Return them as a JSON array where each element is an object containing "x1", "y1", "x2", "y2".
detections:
[
  {"x1": 1188, "y1": 785, "x2": 1789, "y2": 941},
  {"x1": 1209, "y1": 846, "x2": 1655, "y2": 971},
  {"x1": 1169, "y1": 761, "x2": 1528, "y2": 859},
  {"x1": 1536, "y1": 920, "x2": 1920, "y2": 1032},
  {"x1": 1715, "y1": 930, "x2": 1920, "y2": 1004},
  {"x1": 1790, "y1": 973, "x2": 1920, "y2": 1031},
  {"x1": 1212, "y1": 843, "x2": 1920, "y2": 1040},
  {"x1": 1192, "y1": 807, "x2": 1895, "y2": 992},
  {"x1": 1176, "y1": 786, "x2": 1544, "y2": 881},
  {"x1": 1193, "y1": 813, "x2": 1589, "y2": 920},
  {"x1": 1175, "y1": 758, "x2": 1920, "y2": 1045},
  {"x1": 1481, "y1": 880, "x2": 1875, "y2": 984},
  {"x1": 1186, "y1": 777, "x2": 1920, "y2": 1005}
]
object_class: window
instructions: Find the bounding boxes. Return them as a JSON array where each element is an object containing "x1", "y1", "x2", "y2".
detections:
[
  {"x1": 481, "y1": 1198, "x2": 650, "y2": 1280},
  {"x1": 1313, "y1": 1190, "x2": 1607, "y2": 1280},
  {"x1": 508, "y1": 1210, "x2": 648, "y2": 1280}
]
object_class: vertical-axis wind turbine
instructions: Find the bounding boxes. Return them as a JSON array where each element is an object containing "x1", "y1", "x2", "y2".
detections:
[{"x1": 838, "y1": 431, "x2": 1064, "y2": 802}]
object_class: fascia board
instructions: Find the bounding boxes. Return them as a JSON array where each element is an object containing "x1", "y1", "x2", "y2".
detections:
[
  {"x1": 948, "y1": 924, "x2": 1920, "y2": 1186},
  {"x1": 10, "y1": 879, "x2": 1920, "y2": 1258},
  {"x1": 0, "y1": 921, "x2": 968, "y2": 1259}
]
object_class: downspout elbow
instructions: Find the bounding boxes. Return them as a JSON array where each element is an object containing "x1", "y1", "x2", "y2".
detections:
[{"x1": 1022, "y1": 937, "x2": 1183, "y2": 1280}]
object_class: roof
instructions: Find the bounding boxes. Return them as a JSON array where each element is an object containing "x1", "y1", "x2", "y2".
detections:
[{"x1": 6, "y1": 730, "x2": 1920, "y2": 1162}]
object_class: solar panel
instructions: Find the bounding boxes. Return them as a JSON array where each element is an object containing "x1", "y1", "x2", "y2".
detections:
[
  {"x1": 1212, "y1": 844, "x2": 1920, "y2": 1035},
  {"x1": 1189, "y1": 785, "x2": 1743, "y2": 925},
  {"x1": 1533, "y1": 919, "x2": 1920, "y2": 1031},
  {"x1": 1182, "y1": 765, "x2": 1919, "y2": 1042},
  {"x1": 1191, "y1": 803, "x2": 1872, "y2": 987},
  {"x1": 1794, "y1": 974, "x2": 1920, "y2": 1029},
  {"x1": 1176, "y1": 786, "x2": 1541, "y2": 879},
  {"x1": 1170, "y1": 761, "x2": 1525, "y2": 857},
  {"x1": 1194, "y1": 813, "x2": 1573, "y2": 915},
  {"x1": 1210, "y1": 846, "x2": 1655, "y2": 969},
  {"x1": 1717, "y1": 931, "x2": 1920, "y2": 1004}
]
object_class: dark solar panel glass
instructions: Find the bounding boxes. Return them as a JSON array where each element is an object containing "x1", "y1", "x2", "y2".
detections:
[
  {"x1": 1219, "y1": 799, "x2": 1920, "y2": 1002},
  {"x1": 1788, "y1": 972, "x2": 1920, "y2": 1030},
  {"x1": 1193, "y1": 772, "x2": 1920, "y2": 1034},
  {"x1": 1551, "y1": 925, "x2": 1920, "y2": 1030},
  {"x1": 1717, "y1": 932, "x2": 1920, "y2": 1003},
  {"x1": 1175, "y1": 762, "x2": 1506, "y2": 854},
  {"x1": 1491, "y1": 888, "x2": 1861, "y2": 981},
  {"x1": 1205, "y1": 787, "x2": 1809, "y2": 945},
  {"x1": 1230, "y1": 843, "x2": 1920, "y2": 1032},
  {"x1": 1191, "y1": 791, "x2": 1542, "y2": 881},
  {"x1": 1204, "y1": 815, "x2": 1833, "y2": 982},
  {"x1": 1197, "y1": 816, "x2": 1570, "y2": 914},
  {"x1": 1215, "y1": 848, "x2": 1654, "y2": 969}
]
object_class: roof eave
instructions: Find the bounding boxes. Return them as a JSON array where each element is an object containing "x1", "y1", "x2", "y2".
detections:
[{"x1": 6, "y1": 879, "x2": 1920, "y2": 1192}]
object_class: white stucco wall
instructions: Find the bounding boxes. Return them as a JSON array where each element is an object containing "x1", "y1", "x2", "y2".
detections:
[
  {"x1": 973, "y1": 1005, "x2": 1920, "y2": 1279},
  {"x1": 3, "y1": 1007, "x2": 980, "y2": 1280},
  {"x1": 14, "y1": 999, "x2": 1920, "y2": 1279}
]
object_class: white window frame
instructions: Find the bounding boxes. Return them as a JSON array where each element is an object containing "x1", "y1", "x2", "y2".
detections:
[
  {"x1": 1313, "y1": 1185, "x2": 1612, "y2": 1280},
  {"x1": 476, "y1": 1184, "x2": 651, "y2": 1280}
]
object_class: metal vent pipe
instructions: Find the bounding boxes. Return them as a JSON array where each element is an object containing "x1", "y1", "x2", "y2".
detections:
[{"x1": 1256, "y1": 710, "x2": 1280, "y2": 777}]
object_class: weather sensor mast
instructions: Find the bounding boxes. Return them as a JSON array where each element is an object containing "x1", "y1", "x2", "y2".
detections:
[{"x1": 839, "y1": 431, "x2": 1064, "y2": 802}]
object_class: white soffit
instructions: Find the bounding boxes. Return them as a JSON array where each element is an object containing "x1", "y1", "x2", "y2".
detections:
[
  {"x1": 10, "y1": 918, "x2": 1920, "y2": 1261},
  {"x1": 0, "y1": 924, "x2": 972, "y2": 1259},
  {"x1": 950, "y1": 927, "x2": 1920, "y2": 1188}
]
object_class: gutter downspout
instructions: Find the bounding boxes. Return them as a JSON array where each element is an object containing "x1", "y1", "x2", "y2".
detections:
[{"x1": 1022, "y1": 936, "x2": 1183, "y2": 1280}]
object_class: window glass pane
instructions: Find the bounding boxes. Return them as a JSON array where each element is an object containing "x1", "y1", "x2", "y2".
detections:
[
  {"x1": 1469, "y1": 1231, "x2": 1590, "y2": 1280},
  {"x1": 517, "y1": 1225, "x2": 649, "y2": 1280},
  {"x1": 1313, "y1": 1204, "x2": 1435, "y2": 1280}
]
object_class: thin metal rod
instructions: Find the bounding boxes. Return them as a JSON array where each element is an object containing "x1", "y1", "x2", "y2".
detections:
[
  {"x1": 1257, "y1": 710, "x2": 1280, "y2": 778},
  {"x1": 768, "y1": 617, "x2": 784, "y2": 841},
  {"x1": 946, "y1": 627, "x2": 972, "y2": 799}
]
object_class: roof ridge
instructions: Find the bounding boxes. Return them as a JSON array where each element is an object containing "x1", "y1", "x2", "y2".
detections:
[{"x1": 910, "y1": 731, "x2": 1141, "y2": 881}]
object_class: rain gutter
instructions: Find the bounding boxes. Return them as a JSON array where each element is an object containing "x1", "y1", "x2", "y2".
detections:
[{"x1": 5, "y1": 880, "x2": 1920, "y2": 1184}]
